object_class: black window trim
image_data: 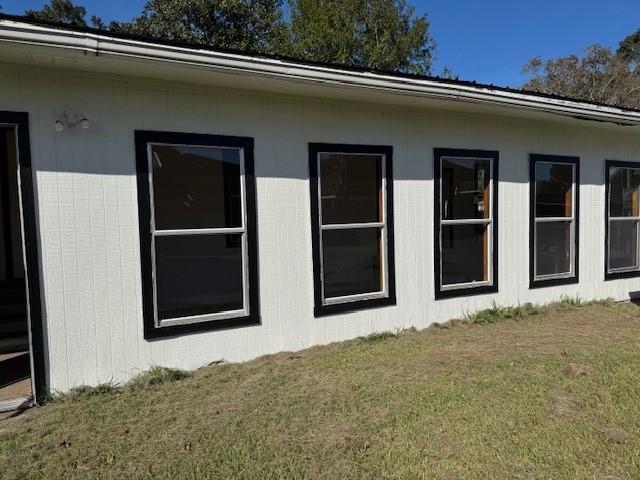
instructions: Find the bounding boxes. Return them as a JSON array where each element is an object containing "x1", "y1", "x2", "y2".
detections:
[
  {"x1": 529, "y1": 154, "x2": 580, "y2": 289},
  {"x1": 434, "y1": 148, "x2": 499, "y2": 300},
  {"x1": 135, "y1": 130, "x2": 260, "y2": 339},
  {"x1": 309, "y1": 142, "x2": 396, "y2": 317},
  {"x1": 604, "y1": 159, "x2": 640, "y2": 281}
]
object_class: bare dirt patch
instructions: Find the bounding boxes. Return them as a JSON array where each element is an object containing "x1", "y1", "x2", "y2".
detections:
[
  {"x1": 551, "y1": 393, "x2": 581, "y2": 417},
  {"x1": 563, "y1": 362, "x2": 594, "y2": 376},
  {"x1": 602, "y1": 427, "x2": 633, "y2": 444}
]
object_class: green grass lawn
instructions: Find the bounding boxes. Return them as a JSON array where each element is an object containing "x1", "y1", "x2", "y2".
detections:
[{"x1": 1, "y1": 300, "x2": 639, "y2": 479}]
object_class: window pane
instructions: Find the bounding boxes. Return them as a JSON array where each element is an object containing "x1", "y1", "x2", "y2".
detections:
[
  {"x1": 155, "y1": 234, "x2": 243, "y2": 320},
  {"x1": 535, "y1": 163, "x2": 573, "y2": 218},
  {"x1": 442, "y1": 157, "x2": 491, "y2": 220},
  {"x1": 152, "y1": 145, "x2": 242, "y2": 230},
  {"x1": 609, "y1": 167, "x2": 640, "y2": 217},
  {"x1": 536, "y1": 221, "x2": 571, "y2": 276},
  {"x1": 320, "y1": 153, "x2": 382, "y2": 224},
  {"x1": 441, "y1": 224, "x2": 489, "y2": 285},
  {"x1": 609, "y1": 220, "x2": 638, "y2": 270},
  {"x1": 322, "y1": 228, "x2": 382, "y2": 298}
]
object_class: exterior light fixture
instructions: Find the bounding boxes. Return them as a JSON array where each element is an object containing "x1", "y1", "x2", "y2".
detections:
[{"x1": 54, "y1": 112, "x2": 91, "y2": 132}]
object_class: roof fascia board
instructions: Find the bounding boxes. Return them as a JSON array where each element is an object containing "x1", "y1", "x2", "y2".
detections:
[{"x1": 1, "y1": 19, "x2": 640, "y2": 126}]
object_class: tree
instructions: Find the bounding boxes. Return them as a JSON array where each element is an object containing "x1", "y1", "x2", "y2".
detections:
[
  {"x1": 522, "y1": 44, "x2": 640, "y2": 109},
  {"x1": 110, "y1": 0, "x2": 287, "y2": 54},
  {"x1": 21, "y1": 0, "x2": 437, "y2": 75},
  {"x1": 285, "y1": 0, "x2": 434, "y2": 75},
  {"x1": 25, "y1": 0, "x2": 88, "y2": 27},
  {"x1": 618, "y1": 29, "x2": 640, "y2": 69}
]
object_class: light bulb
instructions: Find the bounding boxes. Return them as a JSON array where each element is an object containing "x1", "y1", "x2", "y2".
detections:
[
  {"x1": 54, "y1": 120, "x2": 65, "y2": 132},
  {"x1": 80, "y1": 118, "x2": 90, "y2": 129}
]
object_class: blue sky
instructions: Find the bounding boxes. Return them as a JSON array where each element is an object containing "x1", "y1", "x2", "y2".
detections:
[{"x1": 2, "y1": 0, "x2": 639, "y2": 88}]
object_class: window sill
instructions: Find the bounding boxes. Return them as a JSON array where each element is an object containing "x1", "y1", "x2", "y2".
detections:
[
  {"x1": 435, "y1": 284, "x2": 498, "y2": 300},
  {"x1": 529, "y1": 275, "x2": 579, "y2": 289},
  {"x1": 605, "y1": 270, "x2": 640, "y2": 281},
  {"x1": 314, "y1": 296, "x2": 396, "y2": 317},
  {"x1": 144, "y1": 313, "x2": 260, "y2": 340}
]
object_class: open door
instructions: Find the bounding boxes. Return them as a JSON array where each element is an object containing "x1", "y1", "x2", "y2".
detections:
[{"x1": 0, "y1": 112, "x2": 44, "y2": 411}]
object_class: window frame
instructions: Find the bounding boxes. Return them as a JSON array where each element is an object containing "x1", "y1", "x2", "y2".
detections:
[
  {"x1": 529, "y1": 154, "x2": 580, "y2": 289},
  {"x1": 434, "y1": 148, "x2": 499, "y2": 299},
  {"x1": 309, "y1": 143, "x2": 396, "y2": 317},
  {"x1": 605, "y1": 159, "x2": 640, "y2": 280},
  {"x1": 136, "y1": 130, "x2": 260, "y2": 339}
]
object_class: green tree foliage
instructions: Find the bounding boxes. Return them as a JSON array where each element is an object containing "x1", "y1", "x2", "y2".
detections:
[
  {"x1": 109, "y1": 0, "x2": 287, "y2": 54},
  {"x1": 25, "y1": 0, "x2": 88, "y2": 26},
  {"x1": 24, "y1": 0, "x2": 106, "y2": 28},
  {"x1": 618, "y1": 28, "x2": 640, "y2": 68},
  {"x1": 286, "y1": 0, "x2": 434, "y2": 74},
  {"x1": 522, "y1": 43, "x2": 640, "y2": 109},
  {"x1": 22, "y1": 0, "x2": 435, "y2": 75}
]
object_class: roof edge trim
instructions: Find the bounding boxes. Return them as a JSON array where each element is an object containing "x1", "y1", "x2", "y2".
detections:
[{"x1": 1, "y1": 18, "x2": 640, "y2": 126}]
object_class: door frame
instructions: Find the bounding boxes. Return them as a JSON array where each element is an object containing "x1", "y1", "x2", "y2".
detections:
[{"x1": 0, "y1": 111, "x2": 46, "y2": 404}]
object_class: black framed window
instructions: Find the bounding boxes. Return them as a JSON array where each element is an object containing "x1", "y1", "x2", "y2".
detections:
[
  {"x1": 136, "y1": 131, "x2": 259, "y2": 339},
  {"x1": 605, "y1": 160, "x2": 640, "y2": 280},
  {"x1": 529, "y1": 154, "x2": 579, "y2": 288},
  {"x1": 434, "y1": 148, "x2": 499, "y2": 299},
  {"x1": 309, "y1": 143, "x2": 396, "y2": 316}
]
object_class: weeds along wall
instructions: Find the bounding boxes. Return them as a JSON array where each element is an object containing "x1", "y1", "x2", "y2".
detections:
[{"x1": 1, "y1": 63, "x2": 639, "y2": 392}]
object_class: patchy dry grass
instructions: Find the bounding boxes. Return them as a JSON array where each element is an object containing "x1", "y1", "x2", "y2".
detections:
[
  {"x1": 1, "y1": 301, "x2": 640, "y2": 479},
  {"x1": 463, "y1": 300, "x2": 541, "y2": 324},
  {"x1": 126, "y1": 366, "x2": 189, "y2": 391}
]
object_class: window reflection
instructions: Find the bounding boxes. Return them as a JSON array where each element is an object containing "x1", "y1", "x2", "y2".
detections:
[
  {"x1": 535, "y1": 163, "x2": 573, "y2": 218},
  {"x1": 152, "y1": 145, "x2": 242, "y2": 230},
  {"x1": 320, "y1": 154, "x2": 382, "y2": 224},
  {"x1": 536, "y1": 221, "x2": 571, "y2": 276},
  {"x1": 322, "y1": 228, "x2": 382, "y2": 298},
  {"x1": 155, "y1": 234, "x2": 243, "y2": 320},
  {"x1": 609, "y1": 167, "x2": 640, "y2": 218},
  {"x1": 609, "y1": 220, "x2": 638, "y2": 270},
  {"x1": 441, "y1": 224, "x2": 488, "y2": 285}
]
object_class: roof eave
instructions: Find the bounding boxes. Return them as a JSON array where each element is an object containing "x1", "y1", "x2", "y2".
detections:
[{"x1": 1, "y1": 18, "x2": 640, "y2": 127}]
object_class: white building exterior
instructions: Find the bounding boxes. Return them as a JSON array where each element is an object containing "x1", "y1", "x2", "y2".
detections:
[{"x1": 0, "y1": 16, "x2": 639, "y2": 396}]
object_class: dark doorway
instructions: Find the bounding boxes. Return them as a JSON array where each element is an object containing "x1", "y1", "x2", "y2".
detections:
[{"x1": 0, "y1": 125, "x2": 31, "y2": 407}]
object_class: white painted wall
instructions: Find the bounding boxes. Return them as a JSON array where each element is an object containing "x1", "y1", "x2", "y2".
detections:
[{"x1": 1, "y1": 63, "x2": 639, "y2": 392}]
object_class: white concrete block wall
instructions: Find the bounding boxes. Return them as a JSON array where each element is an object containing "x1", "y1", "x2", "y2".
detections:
[{"x1": 1, "y1": 64, "x2": 639, "y2": 392}]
